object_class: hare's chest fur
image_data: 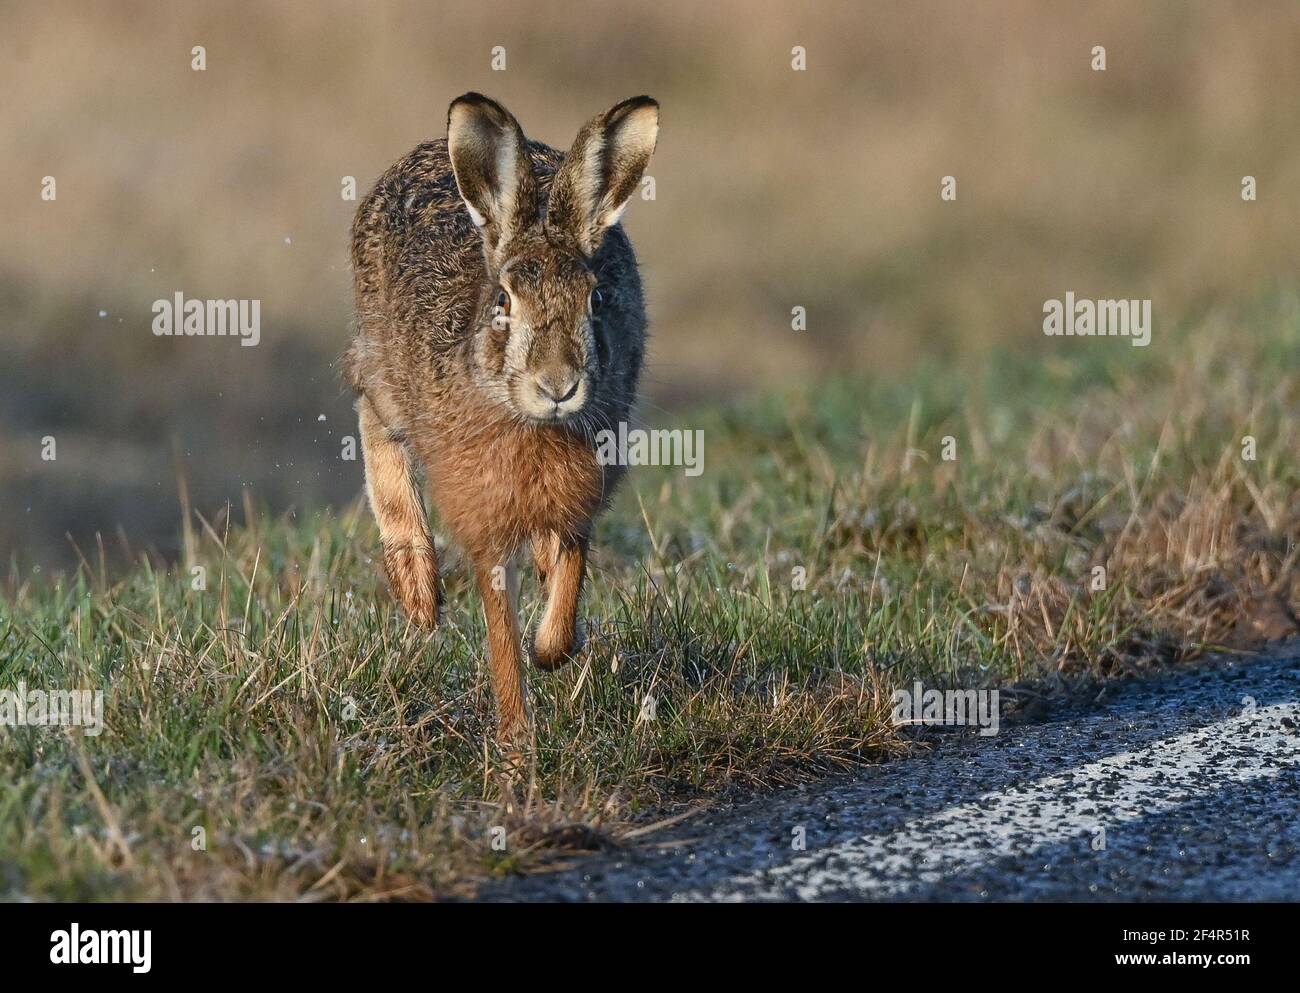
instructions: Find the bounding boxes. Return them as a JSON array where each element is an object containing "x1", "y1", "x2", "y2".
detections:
[{"x1": 423, "y1": 409, "x2": 610, "y2": 557}]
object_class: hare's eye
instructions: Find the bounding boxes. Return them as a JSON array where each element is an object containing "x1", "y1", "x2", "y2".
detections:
[
  {"x1": 494, "y1": 289, "x2": 511, "y2": 316},
  {"x1": 589, "y1": 288, "x2": 603, "y2": 314}
]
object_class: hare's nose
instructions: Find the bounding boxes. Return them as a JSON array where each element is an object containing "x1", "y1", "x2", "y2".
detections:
[{"x1": 536, "y1": 370, "x2": 581, "y2": 404}]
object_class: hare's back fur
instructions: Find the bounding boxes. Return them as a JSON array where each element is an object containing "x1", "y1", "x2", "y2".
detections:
[{"x1": 350, "y1": 139, "x2": 558, "y2": 345}]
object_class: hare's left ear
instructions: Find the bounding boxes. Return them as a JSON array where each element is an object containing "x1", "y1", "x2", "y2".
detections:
[
  {"x1": 447, "y1": 93, "x2": 538, "y2": 265},
  {"x1": 547, "y1": 96, "x2": 658, "y2": 256}
]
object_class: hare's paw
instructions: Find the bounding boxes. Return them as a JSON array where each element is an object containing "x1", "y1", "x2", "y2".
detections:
[
  {"x1": 382, "y1": 542, "x2": 441, "y2": 630},
  {"x1": 529, "y1": 616, "x2": 585, "y2": 671},
  {"x1": 495, "y1": 701, "x2": 532, "y2": 756}
]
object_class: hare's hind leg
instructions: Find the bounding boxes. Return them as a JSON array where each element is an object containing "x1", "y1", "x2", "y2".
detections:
[
  {"x1": 474, "y1": 559, "x2": 530, "y2": 742},
  {"x1": 529, "y1": 531, "x2": 588, "y2": 670},
  {"x1": 357, "y1": 394, "x2": 440, "y2": 629}
]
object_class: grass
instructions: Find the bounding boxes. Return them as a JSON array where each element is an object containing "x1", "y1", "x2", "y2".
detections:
[{"x1": 1, "y1": 300, "x2": 1297, "y2": 901}]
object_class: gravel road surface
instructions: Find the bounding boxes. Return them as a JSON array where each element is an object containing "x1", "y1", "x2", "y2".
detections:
[{"x1": 485, "y1": 643, "x2": 1300, "y2": 901}]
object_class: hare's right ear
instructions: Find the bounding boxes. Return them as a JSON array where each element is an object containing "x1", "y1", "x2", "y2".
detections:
[
  {"x1": 546, "y1": 96, "x2": 659, "y2": 256},
  {"x1": 446, "y1": 93, "x2": 538, "y2": 265}
]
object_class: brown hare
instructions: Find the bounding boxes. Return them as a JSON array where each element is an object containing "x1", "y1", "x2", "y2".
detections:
[{"x1": 344, "y1": 93, "x2": 659, "y2": 743}]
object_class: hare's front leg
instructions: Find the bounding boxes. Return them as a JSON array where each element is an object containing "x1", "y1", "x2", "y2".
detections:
[
  {"x1": 474, "y1": 560, "x2": 530, "y2": 742},
  {"x1": 530, "y1": 532, "x2": 589, "y2": 670},
  {"x1": 357, "y1": 395, "x2": 440, "y2": 629}
]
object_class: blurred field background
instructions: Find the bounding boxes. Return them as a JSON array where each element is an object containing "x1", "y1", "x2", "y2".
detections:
[{"x1": 2, "y1": 0, "x2": 1299, "y2": 569}]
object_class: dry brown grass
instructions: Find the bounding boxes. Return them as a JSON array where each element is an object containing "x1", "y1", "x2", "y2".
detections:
[{"x1": 3, "y1": 296, "x2": 1295, "y2": 900}]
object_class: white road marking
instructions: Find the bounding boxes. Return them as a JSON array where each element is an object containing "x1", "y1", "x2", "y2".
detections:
[{"x1": 688, "y1": 703, "x2": 1300, "y2": 901}]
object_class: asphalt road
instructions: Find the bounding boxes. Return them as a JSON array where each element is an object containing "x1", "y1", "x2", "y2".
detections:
[{"x1": 486, "y1": 642, "x2": 1300, "y2": 901}]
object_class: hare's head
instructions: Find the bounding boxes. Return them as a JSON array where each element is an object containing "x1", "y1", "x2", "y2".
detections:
[{"x1": 447, "y1": 93, "x2": 658, "y2": 425}]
